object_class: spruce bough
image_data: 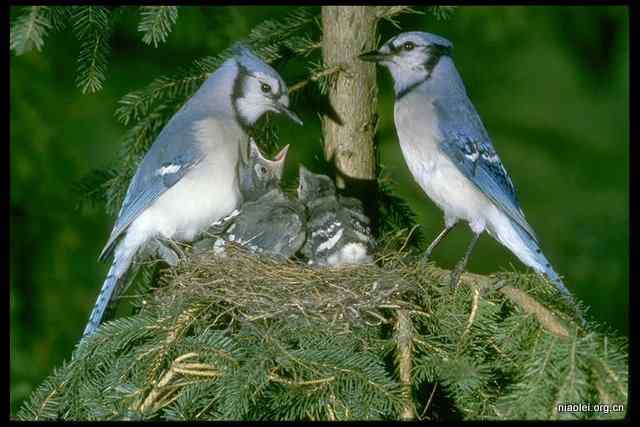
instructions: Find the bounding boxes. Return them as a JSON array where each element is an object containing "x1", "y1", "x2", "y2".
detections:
[{"x1": 17, "y1": 241, "x2": 627, "y2": 420}]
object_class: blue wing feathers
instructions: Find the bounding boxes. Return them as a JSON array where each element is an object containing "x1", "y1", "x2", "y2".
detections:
[
  {"x1": 98, "y1": 152, "x2": 204, "y2": 262},
  {"x1": 440, "y1": 139, "x2": 538, "y2": 242},
  {"x1": 433, "y1": 98, "x2": 538, "y2": 242}
]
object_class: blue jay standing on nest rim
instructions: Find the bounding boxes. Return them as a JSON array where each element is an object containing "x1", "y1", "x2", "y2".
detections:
[
  {"x1": 359, "y1": 32, "x2": 575, "y2": 302},
  {"x1": 83, "y1": 45, "x2": 302, "y2": 337}
]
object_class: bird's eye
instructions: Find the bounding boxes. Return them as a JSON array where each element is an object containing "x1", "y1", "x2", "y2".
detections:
[
  {"x1": 403, "y1": 41, "x2": 415, "y2": 51},
  {"x1": 260, "y1": 83, "x2": 271, "y2": 93},
  {"x1": 254, "y1": 164, "x2": 267, "y2": 176}
]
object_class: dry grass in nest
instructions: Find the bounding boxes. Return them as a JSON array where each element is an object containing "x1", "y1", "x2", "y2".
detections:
[
  {"x1": 143, "y1": 228, "x2": 578, "y2": 339},
  {"x1": 150, "y1": 241, "x2": 430, "y2": 327}
]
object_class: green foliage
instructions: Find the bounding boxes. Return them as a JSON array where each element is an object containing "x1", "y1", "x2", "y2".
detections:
[
  {"x1": 10, "y1": 6, "x2": 53, "y2": 55},
  {"x1": 10, "y1": 6, "x2": 115, "y2": 93},
  {"x1": 138, "y1": 6, "x2": 179, "y2": 48},
  {"x1": 376, "y1": 166, "x2": 425, "y2": 247},
  {"x1": 16, "y1": 242, "x2": 627, "y2": 420},
  {"x1": 72, "y1": 168, "x2": 118, "y2": 209},
  {"x1": 71, "y1": 6, "x2": 112, "y2": 94},
  {"x1": 427, "y1": 6, "x2": 458, "y2": 21}
]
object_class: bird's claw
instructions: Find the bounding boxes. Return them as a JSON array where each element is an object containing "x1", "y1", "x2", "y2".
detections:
[
  {"x1": 449, "y1": 263, "x2": 465, "y2": 289},
  {"x1": 420, "y1": 250, "x2": 433, "y2": 265},
  {"x1": 148, "y1": 239, "x2": 183, "y2": 267}
]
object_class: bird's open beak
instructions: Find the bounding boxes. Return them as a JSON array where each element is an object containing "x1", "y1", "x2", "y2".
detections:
[
  {"x1": 359, "y1": 50, "x2": 387, "y2": 63},
  {"x1": 276, "y1": 104, "x2": 303, "y2": 126}
]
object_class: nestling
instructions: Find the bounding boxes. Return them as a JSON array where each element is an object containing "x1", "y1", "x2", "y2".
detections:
[
  {"x1": 298, "y1": 166, "x2": 375, "y2": 267},
  {"x1": 194, "y1": 139, "x2": 306, "y2": 259}
]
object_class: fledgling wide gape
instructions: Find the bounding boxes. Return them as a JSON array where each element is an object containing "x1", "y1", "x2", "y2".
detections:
[
  {"x1": 298, "y1": 166, "x2": 375, "y2": 267},
  {"x1": 193, "y1": 139, "x2": 307, "y2": 258},
  {"x1": 83, "y1": 45, "x2": 302, "y2": 338},
  {"x1": 360, "y1": 32, "x2": 576, "y2": 303}
]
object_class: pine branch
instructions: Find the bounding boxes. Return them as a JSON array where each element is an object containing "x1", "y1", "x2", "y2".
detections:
[
  {"x1": 138, "y1": 6, "x2": 179, "y2": 48},
  {"x1": 373, "y1": 6, "x2": 455, "y2": 29},
  {"x1": 427, "y1": 6, "x2": 458, "y2": 21},
  {"x1": 17, "y1": 245, "x2": 627, "y2": 420},
  {"x1": 290, "y1": 58, "x2": 349, "y2": 101},
  {"x1": 72, "y1": 168, "x2": 118, "y2": 209},
  {"x1": 45, "y1": 6, "x2": 72, "y2": 32},
  {"x1": 394, "y1": 309, "x2": 415, "y2": 420},
  {"x1": 375, "y1": 6, "x2": 423, "y2": 21},
  {"x1": 376, "y1": 166, "x2": 424, "y2": 245},
  {"x1": 425, "y1": 267, "x2": 573, "y2": 339},
  {"x1": 71, "y1": 6, "x2": 112, "y2": 93},
  {"x1": 10, "y1": 6, "x2": 52, "y2": 55},
  {"x1": 288, "y1": 64, "x2": 342, "y2": 94}
]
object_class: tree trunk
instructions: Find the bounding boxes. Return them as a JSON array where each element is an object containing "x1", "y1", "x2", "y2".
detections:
[{"x1": 321, "y1": 6, "x2": 379, "y2": 215}]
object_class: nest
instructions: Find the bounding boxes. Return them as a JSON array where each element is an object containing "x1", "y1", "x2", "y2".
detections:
[
  {"x1": 143, "y1": 227, "x2": 458, "y2": 329},
  {"x1": 143, "y1": 229, "x2": 578, "y2": 338}
]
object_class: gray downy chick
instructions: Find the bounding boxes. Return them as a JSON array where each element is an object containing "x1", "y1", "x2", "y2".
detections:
[
  {"x1": 298, "y1": 166, "x2": 375, "y2": 266},
  {"x1": 195, "y1": 139, "x2": 306, "y2": 258}
]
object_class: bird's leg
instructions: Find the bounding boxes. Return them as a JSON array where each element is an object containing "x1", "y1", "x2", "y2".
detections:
[
  {"x1": 207, "y1": 215, "x2": 234, "y2": 235},
  {"x1": 449, "y1": 232, "x2": 480, "y2": 289},
  {"x1": 147, "y1": 238, "x2": 181, "y2": 267},
  {"x1": 421, "y1": 222, "x2": 457, "y2": 264}
]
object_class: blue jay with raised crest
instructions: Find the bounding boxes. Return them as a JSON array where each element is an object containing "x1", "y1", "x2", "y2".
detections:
[
  {"x1": 360, "y1": 32, "x2": 574, "y2": 300},
  {"x1": 194, "y1": 138, "x2": 306, "y2": 258},
  {"x1": 83, "y1": 46, "x2": 302, "y2": 337},
  {"x1": 298, "y1": 166, "x2": 375, "y2": 267}
]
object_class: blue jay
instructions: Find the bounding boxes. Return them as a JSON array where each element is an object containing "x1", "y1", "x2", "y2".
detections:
[
  {"x1": 194, "y1": 138, "x2": 306, "y2": 258},
  {"x1": 83, "y1": 46, "x2": 302, "y2": 337},
  {"x1": 359, "y1": 32, "x2": 573, "y2": 299},
  {"x1": 298, "y1": 166, "x2": 375, "y2": 266}
]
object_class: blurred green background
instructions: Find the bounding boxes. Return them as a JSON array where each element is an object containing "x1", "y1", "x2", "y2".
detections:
[{"x1": 10, "y1": 6, "x2": 628, "y2": 415}]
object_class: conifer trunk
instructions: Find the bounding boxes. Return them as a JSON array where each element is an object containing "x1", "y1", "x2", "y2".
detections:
[{"x1": 321, "y1": 6, "x2": 378, "y2": 206}]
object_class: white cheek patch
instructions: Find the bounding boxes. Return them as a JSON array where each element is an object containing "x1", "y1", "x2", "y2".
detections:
[
  {"x1": 236, "y1": 97, "x2": 271, "y2": 126},
  {"x1": 156, "y1": 164, "x2": 181, "y2": 176}
]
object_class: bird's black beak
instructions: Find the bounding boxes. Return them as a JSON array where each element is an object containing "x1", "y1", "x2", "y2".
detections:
[
  {"x1": 276, "y1": 104, "x2": 303, "y2": 126},
  {"x1": 359, "y1": 50, "x2": 387, "y2": 63}
]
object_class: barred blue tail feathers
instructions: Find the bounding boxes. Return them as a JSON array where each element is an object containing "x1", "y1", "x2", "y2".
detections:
[
  {"x1": 82, "y1": 252, "x2": 133, "y2": 337},
  {"x1": 499, "y1": 216, "x2": 586, "y2": 324}
]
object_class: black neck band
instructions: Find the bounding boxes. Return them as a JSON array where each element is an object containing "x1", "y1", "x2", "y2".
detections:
[{"x1": 231, "y1": 61, "x2": 251, "y2": 130}]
